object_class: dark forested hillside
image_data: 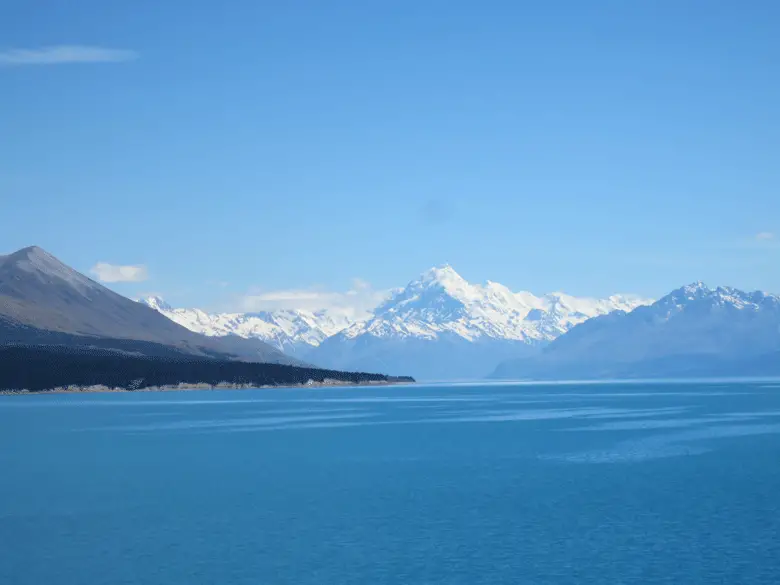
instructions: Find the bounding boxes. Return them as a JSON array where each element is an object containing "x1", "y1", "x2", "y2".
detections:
[{"x1": 0, "y1": 345, "x2": 414, "y2": 392}]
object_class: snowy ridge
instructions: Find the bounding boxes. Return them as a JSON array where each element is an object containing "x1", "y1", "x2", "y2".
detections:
[
  {"x1": 139, "y1": 265, "x2": 651, "y2": 375},
  {"x1": 337, "y1": 265, "x2": 651, "y2": 343},
  {"x1": 655, "y1": 281, "x2": 778, "y2": 315},
  {"x1": 137, "y1": 296, "x2": 352, "y2": 356},
  {"x1": 491, "y1": 281, "x2": 780, "y2": 380},
  {"x1": 310, "y1": 265, "x2": 652, "y2": 380}
]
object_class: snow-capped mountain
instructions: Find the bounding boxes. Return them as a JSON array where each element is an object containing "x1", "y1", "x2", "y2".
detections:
[
  {"x1": 140, "y1": 265, "x2": 650, "y2": 378},
  {"x1": 311, "y1": 265, "x2": 651, "y2": 380},
  {"x1": 492, "y1": 282, "x2": 780, "y2": 380},
  {"x1": 335, "y1": 265, "x2": 647, "y2": 343},
  {"x1": 138, "y1": 296, "x2": 353, "y2": 356}
]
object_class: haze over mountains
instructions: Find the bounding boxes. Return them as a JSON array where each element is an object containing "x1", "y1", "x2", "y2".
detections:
[
  {"x1": 142, "y1": 265, "x2": 652, "y2": 380},
  {"x1": 5, "y1": 245, "x2": 779, "y2": 384},
  {"x1": 492, "y1": 282, "x2": 780, "y2": 380},
  {"x1": 142, "y1": 266, "x2": 780, "y2": 381}
]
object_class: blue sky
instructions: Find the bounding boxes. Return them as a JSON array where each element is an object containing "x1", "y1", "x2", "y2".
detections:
[{"x1": 1, "y1": 0, "x2": 779, "y2": 311}]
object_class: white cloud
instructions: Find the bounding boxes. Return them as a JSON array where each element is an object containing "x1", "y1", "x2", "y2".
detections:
[
  {"x1": 90, "y1": 262, "x2": 149, "y2": 283},
  {"x1": 0, "y1": 45, "x2": 137, "y2": 66},
  {"x1": 236, "y1": 278, "x2": 390, "y2": 319},
  {"x1": 755, "y1": 232, "x2": 775, "y2": 241}
]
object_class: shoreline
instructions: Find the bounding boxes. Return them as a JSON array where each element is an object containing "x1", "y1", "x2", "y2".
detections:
[{"x1": 0, "y1": 379, "x2": 413, "y2": 396}]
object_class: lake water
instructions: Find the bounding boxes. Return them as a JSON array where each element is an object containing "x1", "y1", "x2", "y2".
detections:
[{"x1": 2, "y1": 380, "x2": 780, "y2": 584}]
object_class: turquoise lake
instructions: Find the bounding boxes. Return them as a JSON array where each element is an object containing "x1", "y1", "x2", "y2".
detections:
[{"x1": 1, "y1": 381, "x2": 779, "y2": 584}]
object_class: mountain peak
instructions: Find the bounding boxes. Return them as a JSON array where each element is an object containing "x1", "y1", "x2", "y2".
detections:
[
  {"x1": 5, "y1": 245, "x2": 55, "y2": 264},
  {"x1": 138, "y1": 295, "x2": 173, "y2": 312},
  {"x1": 683, "y1": 280, "x2": 709, "y2": 292},
  {"x1": 665, "y1": 281, "x2": 712, "y2": 302},
  {"x1": 0, "y1": 245, "x2": 98, "y2": 293},
  {"x1": 13, "y1": 245, "x2": 47, "y2": 257},
  {"x1": 653, "y1": 282, "x2": 780, "y2": 315},
  {"x1": 417, "y1": 264, "x2": 466, "y2": 288},
  {"x1": 0, "y1": 246, "x2": 297, "y2": 365}
]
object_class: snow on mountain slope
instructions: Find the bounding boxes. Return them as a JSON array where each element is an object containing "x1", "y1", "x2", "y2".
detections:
[
  {"x1": 491, "y1": 282, "x2": 780, "y2": 380},
  {"x1": 311, "y1": 265, "x2": 652, "y2": 379},
  {"x1": 140, "y1": 266, "x2": 650, "y2": 377},
  {"x1": 138, "y1": 296, "x2": 353, "y2": 356},
  {"x1": 336, "y1": 265, "x2": 651, "y2": 343}
]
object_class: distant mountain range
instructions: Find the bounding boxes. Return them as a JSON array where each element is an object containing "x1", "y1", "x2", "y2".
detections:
[
  {"x1": 491, "y1": 282, "x2": 780, "y2": 380},
  {"x1": 4, "y1": 246, "x2": 779, "y2": 383},
  {"x1": 140, "y1": 296, "x2": 351, "y2": 357},
  {"x1": 142, "y1": 265, "x2": 651, "y2": 380},
  {"x1": 311, "y1": 266, "x2": 651, "y2": 379}
]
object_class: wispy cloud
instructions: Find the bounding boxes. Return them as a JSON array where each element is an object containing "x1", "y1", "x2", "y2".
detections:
[
  {"x1": 235, "y1": 278, "x2": 390, "y2": 319},
  {"x1": 90, "y1": 262, "x2": 148, "y2": 283},
  {"x1": 755, "y1": 232, "x2": 775, "y2": 241},
  {"x1": 0, "y1": 45, "x2": 137, "y2": 66}
]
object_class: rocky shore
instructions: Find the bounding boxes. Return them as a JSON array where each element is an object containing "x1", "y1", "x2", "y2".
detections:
[{"x1": 1, "y1": 378, "x2": 413, "y2": 395}]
